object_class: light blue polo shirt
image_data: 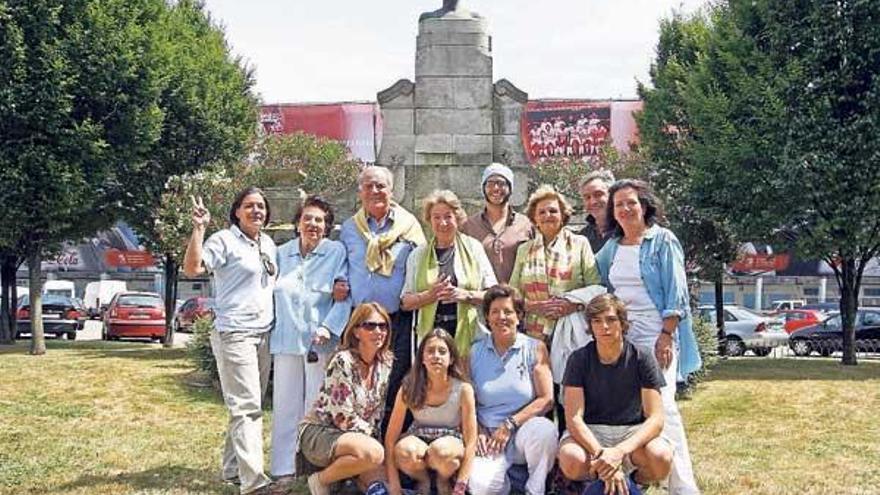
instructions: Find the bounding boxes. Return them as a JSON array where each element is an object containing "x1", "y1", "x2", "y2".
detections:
[
  {"x1": 469, "y1": 332, "x2": 538, "y2": 429},
  {"x1": 271, "y1": 238, "x2": 350, "y2": 355},
  {"x1": 202, "y1": 225, "x2": 276, "y2": 332}
]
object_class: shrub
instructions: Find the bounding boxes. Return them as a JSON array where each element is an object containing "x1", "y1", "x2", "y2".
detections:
[
  {"x1": 186, "y1": 317, "x2": 218, "y2": 382},
  {"x1": 678, "y1": 314, "x2": 720, "y2": 399}
]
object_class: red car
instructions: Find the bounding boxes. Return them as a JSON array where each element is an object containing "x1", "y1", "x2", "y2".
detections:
[
  {"x1": 102, "y1": 292, "x2": 167, "y2": 343},
  {"x1": 173, "y1": 297, "x2": 214, "y2": 333},
  {"x1": 776, "y1": 309, "x2": 824, "y2": 334}
]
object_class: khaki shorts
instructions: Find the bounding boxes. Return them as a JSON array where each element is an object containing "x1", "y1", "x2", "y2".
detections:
[
  {"x1": 561, "y1": 423, "x2": 672, "y2": 475},
  {"x1": 298, "y1": 423, "x2": 346, "y2": 468}
]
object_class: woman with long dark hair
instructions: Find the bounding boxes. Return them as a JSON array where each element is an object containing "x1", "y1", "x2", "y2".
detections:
[{"x1": 384, "y1": 328, "x2": 477, "y2": 495}]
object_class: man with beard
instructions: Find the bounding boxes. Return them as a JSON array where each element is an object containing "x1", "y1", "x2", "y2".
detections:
[
  {"x1": 578, "y1": 169, "x2": 615, "y2": 253},
  {"x1": 339, "y1": 166, "x2": 427, "y2": 434},
  {"x1": 461, "y1": 163, "x2": 533, "y2": 284}
]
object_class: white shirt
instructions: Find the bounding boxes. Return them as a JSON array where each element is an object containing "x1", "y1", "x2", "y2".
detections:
[
  {"x1": 202, "y1": 225, "x2": 277, "y2": 332},
  {"x1": 609, "y1": 244, "x2": 663, "y2": 344}
]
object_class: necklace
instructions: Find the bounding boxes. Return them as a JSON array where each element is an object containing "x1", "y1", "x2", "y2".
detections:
[{"x1": 436, "y1": 245, "x2": 455, "y2": 266}]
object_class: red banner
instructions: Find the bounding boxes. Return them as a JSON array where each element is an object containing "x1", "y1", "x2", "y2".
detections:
[
  {"x1": 105, "y1": 249, "x2": 156, "y2": 269},
  {"x1": 260, "y1": 103, "x2": 380, "y2": 163},
  {"x1": 729, "y1": 253, "x2": 791, "y2": 274}
]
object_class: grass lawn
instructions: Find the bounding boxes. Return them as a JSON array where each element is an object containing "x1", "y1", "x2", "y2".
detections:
[{"x1": 1, "y1": 341, "x2": 878, "y2": 494}]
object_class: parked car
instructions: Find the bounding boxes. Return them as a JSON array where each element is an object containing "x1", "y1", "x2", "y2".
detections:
[
  {"x1": 802, "y1": 302, "x2": 840, "y2": 314},
  {"x1": 83, "y1": 280, "x2": 128, "y2": 319},
  {"x1": 697, "y1": 304, "x2": 789, "y2": 356},
  {"x1": 102, "y1": 292, "x2": 167, "y2": 343},
  {"x1": 43, "y1": 280, "x2": 76, "y2": 299},
  {"x1": 771, "y1": 299, "x2": 806, "y2": 311},
  {"x1": 775, "y1": 309, "x2": 825, "y2": 334},
  {"x1": 789, "y1": 308, "x2": 880, "y2": 357},
  {"x1": 173, "y1": 297, "x2": 214, "y2": 333},
  {"x1": 15, "y1": 294, "x2": 85, "y2": 340}
]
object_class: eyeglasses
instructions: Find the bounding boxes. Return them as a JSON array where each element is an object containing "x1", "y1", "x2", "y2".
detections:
[
  {"x1": 485, "y1": 179, "x2": 510, "y2": 189},
  {"x1": 260, "y1": 252, "x2": 276, "y2": 277},
  {"x1": 359, "y1": 321, "x2": 390, "y2": 332}
]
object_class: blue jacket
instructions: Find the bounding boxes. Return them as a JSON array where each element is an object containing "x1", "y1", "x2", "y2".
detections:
[{"x1": 595, "y1": 224, "x2": 702, "y2": 379}]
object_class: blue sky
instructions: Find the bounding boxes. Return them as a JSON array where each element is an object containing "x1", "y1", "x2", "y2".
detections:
[{"x1": 201, "y1": 0, "x2": 706, "y2": 104}]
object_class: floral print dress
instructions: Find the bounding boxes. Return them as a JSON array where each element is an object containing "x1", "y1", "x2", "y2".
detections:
[{"x1": 301, "y1": 350, "x2": 392, "y2": 438}]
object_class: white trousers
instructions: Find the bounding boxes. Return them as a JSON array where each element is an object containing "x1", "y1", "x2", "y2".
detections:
[
  {"x1": 210, "y1": 330, "x2": 272, "y2": 494},
  {"x1": 270, "y1": 352, "x2": 329, "y2": 477},
  {"x1": 468, "y1": 416, "x2": 558, "y2": 495},
  {"x1": 629, "y1": 333, "x2": 701, "y2": 495}
]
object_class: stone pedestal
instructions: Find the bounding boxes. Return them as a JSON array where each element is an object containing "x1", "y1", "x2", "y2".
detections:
[{"x1": 377, "y1": 10, "x2": 529, "y2": 212}]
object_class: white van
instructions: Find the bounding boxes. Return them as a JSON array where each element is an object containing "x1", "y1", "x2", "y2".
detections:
[
  {"x1": 43, "y1": 280, "x2": 76, "y2": 299},
  {"x1": 83, "y1": 280, "x2": 128, "y2": 319}
]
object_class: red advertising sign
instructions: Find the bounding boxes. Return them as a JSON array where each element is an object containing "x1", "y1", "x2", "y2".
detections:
[
  {"x1": 105, "y1": 249, "x2": 156, "y2": 269},
  {"x1": 729, "y1": 253, "x2": 791, "y2": 274},
  {"x1": 260, "y1": 103, "x2": 380, "y2": 163}
]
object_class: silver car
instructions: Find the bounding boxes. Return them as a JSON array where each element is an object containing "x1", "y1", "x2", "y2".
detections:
[{"x1": 697, "y1": 304, "x2": 789, "y2": 356}]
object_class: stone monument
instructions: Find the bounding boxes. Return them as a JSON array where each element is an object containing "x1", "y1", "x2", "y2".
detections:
[{"x1": 377, "y1": 1, "x2": 529, "y2": 211}]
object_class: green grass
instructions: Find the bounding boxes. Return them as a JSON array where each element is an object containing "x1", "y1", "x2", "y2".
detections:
[{"x1": 1, "y1": 342, "x2": 879, "y2": 494}]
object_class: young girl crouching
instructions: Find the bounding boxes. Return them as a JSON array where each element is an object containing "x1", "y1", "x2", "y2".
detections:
[{"x1": 384, "y1": 329, "x2": 477, "y2": 495}]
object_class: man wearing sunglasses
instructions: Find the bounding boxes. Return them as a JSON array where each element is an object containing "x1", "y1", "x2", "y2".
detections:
[
  {"x1": 461, "y1": 163, "x2": 533, "y2": 284},
  {"x1": 184, "y1": 187, "x2": 278, "y2": 495}
]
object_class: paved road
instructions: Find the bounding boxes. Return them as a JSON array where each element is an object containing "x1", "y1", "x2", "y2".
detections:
[{"x1": 77, "y1": 320, "x2": 192, "y2": 347}]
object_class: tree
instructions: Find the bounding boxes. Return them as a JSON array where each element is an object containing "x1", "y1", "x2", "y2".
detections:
[
  {"x1": 122, "y1": 0, "x2": 258, "y2": 347},
  {"x1": 640, "y1": 1, "x2": 880, "y2": 364},
  {"x1": 0, "y1": 0, "x2": 166, "y2": 353}
]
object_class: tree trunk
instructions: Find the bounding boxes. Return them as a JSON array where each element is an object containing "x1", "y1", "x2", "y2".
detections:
[
  {"x1": 0, "y1": 255, "x2": 14, "y2": 344},
  {"x1": 839, "y1": 257, "x2": 858, "y2": 365},
  {"x1": 714, "y1": 271, "x2": 726, "y2": 355},
  {"x1": 28, "y1": 252, "x2": 46, "y2": 355},
  {"x1": 162, "y1": 254, "x2": 178, "y2": 348}
]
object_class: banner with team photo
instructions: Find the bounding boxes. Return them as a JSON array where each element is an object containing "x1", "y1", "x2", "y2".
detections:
[{"x1": 521, "y1": 101, "x2": 612, "y2": 163}]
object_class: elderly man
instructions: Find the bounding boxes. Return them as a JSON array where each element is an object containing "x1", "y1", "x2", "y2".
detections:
[
  {"x1": 578, "y1": 169, "x2": 615, "y2": 253},
  {"x1": 339, "y1": 166, "x2": 426, "y2": 430},
  {"x1": 460, "y1": 163, "x2": 533, "y2": 284}
]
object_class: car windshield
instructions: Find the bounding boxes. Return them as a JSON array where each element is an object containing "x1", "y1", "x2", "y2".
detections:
[
  {"x1": 117, "y1": 295, "x2": 162, "y2": 307},
  {"x1": 824, "y1": 315, "x2": 842, "y2": 330},
  {"x1": 18, "y1": 294, "x2": 72, "y2": 307}
]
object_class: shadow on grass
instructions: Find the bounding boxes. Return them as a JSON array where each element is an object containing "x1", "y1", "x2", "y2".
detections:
[
  {"x1": 53, "y1": 465, "x2": 235, "y2": 494},
  {"x1": 705, "y1": 357, "x2": 880, "y2": 381}
]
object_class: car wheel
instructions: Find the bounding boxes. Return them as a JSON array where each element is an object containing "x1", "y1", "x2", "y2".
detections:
[
  {"x1": 724, "y1": 336, "x2": 746, "y2": 357},
  {"x1": 158, "y1": 335, "x2": 167, "y2": 344},
  {"x1": 67, "y1": 331, "x2": 76, "y2": 341},
  {"x1": 820, "y1": 348, "x2": 832, "y2": 357},
  {"x1": 752, "y1": 347, "x2": 771, "y2": 357},
  {"x1": 791, "y1": 339, "x2": 812, "y2": 357}
]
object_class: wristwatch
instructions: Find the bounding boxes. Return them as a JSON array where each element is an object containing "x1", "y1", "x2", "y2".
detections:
[{"x1": 504, "y1": 416, "x2": 519, "y2": 432}]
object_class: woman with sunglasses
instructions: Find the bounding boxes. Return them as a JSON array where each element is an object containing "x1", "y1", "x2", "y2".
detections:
[
  {"x1": 183, "y1": 187, "x2": 277, "y2": 495},
  {"x1": 298, "y1": 303, "x2": 395, "y2": 495},
  {"x1": 269, "y1": 195, "x2": 351, "y2": 490}
]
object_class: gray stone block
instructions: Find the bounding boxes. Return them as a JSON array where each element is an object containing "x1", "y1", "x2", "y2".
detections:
[
  {"x1": 417, "y1": 32, "x2": 490, "y2": 49},
  {"x1": 453, "y1": 134, "x2": 492, "y2": 154},
  {"x1": 415, "y1": 134, "x2": 454, "y2": 154},
  {"x1": 381, "y1": 108, "x2": 415, "y2": 135},
  {"x1": 414, "y1": 78, "x2": 455, "y2": 108},
  {"x1": 419, "y1": 17, "x2": 488, "y2": 35},
  {"x1": 493, "y1": 135, "x2": 528, "y2": 167},
  {"x1": 415, "y1": 108, "x2": 492, "y2": 135},
  {"x1": 377, "y1": 79, "x2": 414, "y2": 108},
  {"x1": 377, "y1": 135, "x2": 415, "y2": 166},
  {"x1": 416, "y1": 46, "x2": 492, "y2": 77},
  {"x1": 454, "y1": 77, "x2": 493, "y2": 109},
  {"x1": 493, "y1": 102, "x2": 525, "y2": 136}
]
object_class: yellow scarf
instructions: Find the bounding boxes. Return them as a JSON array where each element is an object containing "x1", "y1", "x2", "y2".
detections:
[{"x1": 354, "y1": 204, "x2": 426, "y2": 276}]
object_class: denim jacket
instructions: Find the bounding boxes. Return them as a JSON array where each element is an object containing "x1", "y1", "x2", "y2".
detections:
[{"x1": 595, "y1": 224, "x2": 702, "y2": 379}]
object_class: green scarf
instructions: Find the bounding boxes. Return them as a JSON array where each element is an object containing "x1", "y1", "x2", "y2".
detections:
[{"x1": 414, "y1": 233, "x2": 481, "y2": 356}]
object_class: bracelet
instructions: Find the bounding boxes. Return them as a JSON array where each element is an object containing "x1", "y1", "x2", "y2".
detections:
[
  {"x1": 504, "y1": 416, "x2": 519, "y2": 432},
  {"x1": 591, "y1": 448, "x2": 604, "y2": 461},
  {"x1": 661, "y1": 328, "x2": 675, "y2": 336}
]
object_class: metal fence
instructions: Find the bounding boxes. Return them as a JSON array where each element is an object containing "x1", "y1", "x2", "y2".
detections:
[{"x1": 716, "y1": 334, "x2": 880, "y2": 359}]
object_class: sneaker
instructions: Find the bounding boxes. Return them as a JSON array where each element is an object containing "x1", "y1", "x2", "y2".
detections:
[{"x1": 308, "y1": 473, "x2": 330, "y2": 495}]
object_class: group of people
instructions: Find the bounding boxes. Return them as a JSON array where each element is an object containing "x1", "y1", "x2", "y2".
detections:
[
  {"x1": 182, "y1": 162, "x2": 703, "y2": 495},
  {"x1": 526, "y1": 114, "x2": 610, "y2": 160}
]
